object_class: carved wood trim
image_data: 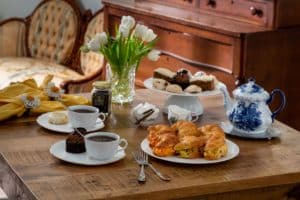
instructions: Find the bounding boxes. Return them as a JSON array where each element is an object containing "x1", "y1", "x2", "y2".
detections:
[{"x1": 0, "y1": 18, "x2": 25, "y2": 26}]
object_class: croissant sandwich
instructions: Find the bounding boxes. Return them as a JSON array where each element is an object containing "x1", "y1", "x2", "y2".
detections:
[
  {"x1": 146, "y1": 122, "x2": 228, "y2": 160},
  {"x1": 171, "y1": 120, "x2": 200, "y2": 139},
  {"x1": 174, "y1": 136, "x2": 206, "y2": 158}
]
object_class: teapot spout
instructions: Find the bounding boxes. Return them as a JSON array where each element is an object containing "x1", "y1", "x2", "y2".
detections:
[{"x1": 218, "y1": 83, "x2": 233, "y2": 115}]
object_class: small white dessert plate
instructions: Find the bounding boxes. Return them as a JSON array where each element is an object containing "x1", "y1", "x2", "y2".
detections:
[
  {"x1": 220, "y1": 121, "x2": 281, "y2": 139},
  {"x1": 50, "y1": 140, "x2": 126, "y2": 166},
  {"x1": 140, "y1": 138, "x2": 239, "y2": 164},
  {"x1": 37, "y1": 111, "x2": 104, "y2": 133}
]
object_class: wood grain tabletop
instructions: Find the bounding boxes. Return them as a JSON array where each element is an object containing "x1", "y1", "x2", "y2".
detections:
[{"x1": 0, "y1": 89, "x2": 300, "y2": 200}]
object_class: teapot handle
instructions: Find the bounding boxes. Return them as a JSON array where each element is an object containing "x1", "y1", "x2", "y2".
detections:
[{"x1": 266, "y1": 89, "x2": 286, "y2": 121}]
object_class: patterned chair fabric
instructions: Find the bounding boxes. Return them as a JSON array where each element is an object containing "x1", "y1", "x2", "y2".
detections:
[
  {"x1": 80, "y1": 10, "x2": 105, "y2": 76},
  {"x1": 28, "y1": 0, "x2": 79, "y2": 65},
  {"x1": 0, "y1": 20, "x2": 26, "y2": 57}
]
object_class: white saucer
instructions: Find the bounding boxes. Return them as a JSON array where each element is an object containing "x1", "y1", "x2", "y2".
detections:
[
  {"x1": 220, "y1": 121, "x2": 281, "y2": 139},
  {"x1": 37, "y1": 111, "x2": 104, "y2": 133},
  {"x1": 50, "y1": 140, "x2": 126, "y2": 166}
]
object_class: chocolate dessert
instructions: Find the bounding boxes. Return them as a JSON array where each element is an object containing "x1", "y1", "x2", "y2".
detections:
[
  {"x1": 171, "y1": 69, "x2": 190, "y2": 89},
  {"x1": 66, "y1": 129, "x2": 87, "y2": 153}
]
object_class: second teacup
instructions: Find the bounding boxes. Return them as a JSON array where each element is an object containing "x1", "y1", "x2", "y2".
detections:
[
  {"x1": 68, "y1": 105, "x2": 106, "y2": 129},
  {"x1": 85, "y1": 132, "x2": 128, "y2": 160}
]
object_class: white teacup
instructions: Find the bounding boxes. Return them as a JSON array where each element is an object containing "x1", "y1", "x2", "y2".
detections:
[
  {"x1": 168, "y1": 105, "x2": 198, "y2": 124},
  {"x1": 68, "y1": 105, "x2": 106, "y2": 129},
  {"x1": 84, "y1": 132, "x2": 128, "y2": 160}
]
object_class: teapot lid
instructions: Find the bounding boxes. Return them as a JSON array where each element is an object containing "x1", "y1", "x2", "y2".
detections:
[{"x1": 233, "y1": 78, "x2": 269, "y2": 101}]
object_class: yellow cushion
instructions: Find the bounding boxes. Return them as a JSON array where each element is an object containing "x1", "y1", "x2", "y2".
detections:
[{"x1": 0, "y1": 57, "x2": 84, "y2": 89}]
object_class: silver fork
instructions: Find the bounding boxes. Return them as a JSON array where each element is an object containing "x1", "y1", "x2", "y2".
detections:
[
  {"x1": 142, "y1": 151, "x2": 171, "y2": 181},
  {"x1": 132, "y1": 151, "x2": 146, "y2": 183},
  {"x1": 134, "y1": 150, "x2": 171, "y2": 181}
]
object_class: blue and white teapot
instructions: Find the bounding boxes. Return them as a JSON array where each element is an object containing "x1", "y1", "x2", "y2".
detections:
[{"x1": 220, "y1": 78, "x2": 286, "y2": 135}]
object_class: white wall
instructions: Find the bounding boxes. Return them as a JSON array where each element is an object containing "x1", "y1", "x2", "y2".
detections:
[{"x1": 0, "y1": 0, "x2": 102, "y2": 20}]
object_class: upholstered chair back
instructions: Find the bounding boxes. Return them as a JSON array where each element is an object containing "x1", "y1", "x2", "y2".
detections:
[
  {"x1": 80, "y1": 10, "x2": 105, "y2": 76},
  {"x1": 27, "y1": 0, "x2": 80, "y2": 65},
  {"x1": 0, "y1": 19, "x2": 26, "y2": 57}
]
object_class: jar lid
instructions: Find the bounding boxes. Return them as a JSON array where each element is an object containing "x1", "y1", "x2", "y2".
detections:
[{"x1": 93, "y1": 81, "x2": 111, "y2": 89}]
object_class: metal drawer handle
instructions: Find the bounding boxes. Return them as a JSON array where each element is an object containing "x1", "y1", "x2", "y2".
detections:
[
  {"x1": 183, "y1": 0, "x2": 193, "y2": 3},
  {"x1": 250, "y1": 6, "x2": 263, "y2": 17},
  {"x1": 207, "y1": 0, "x2": 216, "y2": 8}
]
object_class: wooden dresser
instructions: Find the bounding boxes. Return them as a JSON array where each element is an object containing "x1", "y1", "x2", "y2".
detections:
[{"x1": 102, "y1": 0, "x2": 300, "y2": 130}]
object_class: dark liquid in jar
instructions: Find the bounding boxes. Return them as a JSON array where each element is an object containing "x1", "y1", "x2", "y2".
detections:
[
  {"x1": 87, "y1": 135, "x2": 116, "y2": 142},
  {"x1": 92, "y1": 90, "x2": 111, "y2": 114}
]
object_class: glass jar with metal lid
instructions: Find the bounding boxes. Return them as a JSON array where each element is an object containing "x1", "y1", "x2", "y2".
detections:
[{"x1": 91, "y1": 81, "x2": 111, "y2": 115}]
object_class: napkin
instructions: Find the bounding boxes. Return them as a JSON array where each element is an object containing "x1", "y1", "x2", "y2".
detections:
[
  {"x1": 0, "y1": 75, "x2": 90, "y2": 121},
  {"x1": 131, "y1": 102, "x2": 159, "y2": 126}
]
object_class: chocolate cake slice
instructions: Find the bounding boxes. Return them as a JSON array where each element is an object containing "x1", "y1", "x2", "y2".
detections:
[
  {"x1": 190, "y1": 75, "x2": 215, "y2": 91},
  {"x1": 153, "y1": 68, "x2": 175, "y2": 83}
]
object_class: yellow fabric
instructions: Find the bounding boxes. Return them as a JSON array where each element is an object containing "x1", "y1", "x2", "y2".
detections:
[{"x1": 0, "y1": 76, "x2": 89, "y2": 121}]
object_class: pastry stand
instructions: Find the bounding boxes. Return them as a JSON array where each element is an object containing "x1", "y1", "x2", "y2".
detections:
[{"x1": 144, "y1": 78, "x2": 221, "y2": 116}]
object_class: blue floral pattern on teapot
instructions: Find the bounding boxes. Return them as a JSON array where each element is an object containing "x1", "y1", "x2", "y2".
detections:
[{"x1": 220, "y1": 78, "x2": 286, "y2": 134}]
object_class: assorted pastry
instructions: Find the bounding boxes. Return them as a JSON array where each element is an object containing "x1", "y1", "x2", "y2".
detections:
[
  {"x1": 152, "y1": 68, "x2": 218, "y2": 94},
  {"x1": 48, "y1": 111, "x2": 68, "y2": 125},
  {"x1": 147, "y1": 121, "x2": 228, "y2": 160}
]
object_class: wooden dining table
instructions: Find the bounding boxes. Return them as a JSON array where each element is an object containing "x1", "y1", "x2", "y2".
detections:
[{"x1": 0, "y1": 89, "x2": 300, "y2": 200}]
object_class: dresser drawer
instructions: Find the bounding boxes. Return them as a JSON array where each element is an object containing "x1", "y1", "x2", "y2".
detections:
[
  {"x1": 154, "y1": 27, "x2": 234, "y2": 72},
  {"x1": 200, "y1": 0, "x2": 273, "y2": 27},
  {"x1": 147, "y1": 0, "x2": 198, "y2": 9},
  {"x1": 109, "y1": 15, "x2": 234, "y2": 73}
]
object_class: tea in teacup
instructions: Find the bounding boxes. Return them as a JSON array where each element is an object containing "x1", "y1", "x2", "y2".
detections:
[
  {"x1": 85, "y1": 132, "x2": 128, "y2": 160},
  {"x1": 68, "y1": 105, "x2": 106, "y2": 129}
]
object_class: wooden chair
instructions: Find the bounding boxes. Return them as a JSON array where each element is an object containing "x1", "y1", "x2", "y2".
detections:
[
  {"x1": 61, "y1": 9, "x2": 105, "y2": 93},
  {"x1": 0, "y1": 0, "x2": 105, "y2": 93},
  {"x1": 0, "y1": 18, "x2": 26, "y2": 57}
]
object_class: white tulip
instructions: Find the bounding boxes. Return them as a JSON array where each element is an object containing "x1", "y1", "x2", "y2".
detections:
[
  {"x1": 87, "y1": 32, "x2": 107, "y2": 52},
  {"x1": 142, "y1": 28, "x2": 157, "y2": 42},
  {"x1": 87, "y1": 37, "x2": 100, "y2": 52},
  {"x1": 97, "y1": 32, "x2": 108, "y2": 46},
  {"x1": 134, "y1": 24, "x2": 148, "y2": 39},
  {"x1": 119, "y1": 24, "x2": 130, "y2": 37},
  {"x1": 147, "y1": 50, "x2": 160, "y2": 61},
  {"x1": 121, "y1": 16, "x2": 136, "y2": 30}
]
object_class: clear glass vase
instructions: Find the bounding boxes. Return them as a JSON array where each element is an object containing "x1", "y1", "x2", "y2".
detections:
[{"x1": 106, "y1": 63, "x2": 136, "y2": 104}]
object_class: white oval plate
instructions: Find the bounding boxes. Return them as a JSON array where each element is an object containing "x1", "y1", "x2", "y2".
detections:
[
  {"x1": 37, "y1": 111, "x2": 104, "y2": 133},
  {"x1": 144, "y1": 78, "x2": 221, "y2": 97},
  {"x1": 140, "y1": 138, "x2": 239, "y2": 164},
  {"x1": 50, "y1": 140, "x2": 125, "y2": 166}
]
